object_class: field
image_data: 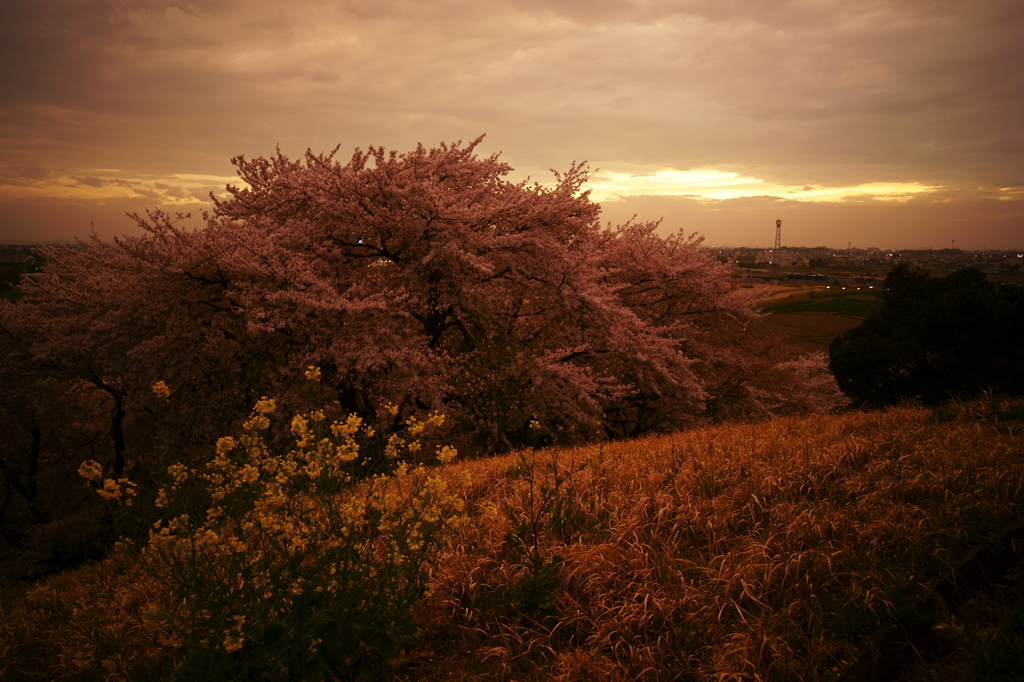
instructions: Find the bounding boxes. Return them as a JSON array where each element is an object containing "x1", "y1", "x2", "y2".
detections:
[
  {"x1": 749, "y1": 312, "x2": 863, "y2": 353},
  {"x1": 3, "y1": 401, "x2": 1023, "y2": 681},
  {"x1": 746, "y1": 289, "x2": 881, "y2": 352},
  {"x1": 770, "y1": 295, "x2": 882, "y2": 317}
]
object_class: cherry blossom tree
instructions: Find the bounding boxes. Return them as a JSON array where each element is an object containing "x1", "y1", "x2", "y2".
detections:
[{"x1": 0, "y1": 136, "x2": 847, "y2": 480}]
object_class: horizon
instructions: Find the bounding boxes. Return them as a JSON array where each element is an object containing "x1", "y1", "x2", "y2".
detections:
[{"x1": 4, "y1": 236, "x2": 1022, "y2": 253}]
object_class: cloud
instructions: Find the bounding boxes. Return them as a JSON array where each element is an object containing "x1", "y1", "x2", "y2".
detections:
[
  {"x1": 0, "y1": 0, "x2": 1021, "y2": 246},
  {"x1": 0, "y1": 169, "x2": 235, "y2": 207},
  {"x1": 585, "y1": 169, "x2": 939, "y2": 203},
  {"x1": 13, "y1": 164, "x2": 50, "y2": 180},
  {"x1": 73, "y1": 176, "x2": 109, "y2": 188},
  {"x1": 840, "y1": 61, "x2": 890, "y2": 86}
]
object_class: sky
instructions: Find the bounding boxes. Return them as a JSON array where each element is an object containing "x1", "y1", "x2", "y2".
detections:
[{"x1": 1, "y1": 0, "x2": 1022, "y2": 249}]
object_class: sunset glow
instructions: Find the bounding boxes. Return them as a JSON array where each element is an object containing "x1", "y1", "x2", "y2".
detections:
[
  {"x1": 585, "y1": 170, "x2": 939, "y2": 204},
  {"x1": 0, "y1": 0, "x2": 1020, "y2": 247},
  {"x1": 0, "y1": 173, "x2": 238, "y2": 205}
]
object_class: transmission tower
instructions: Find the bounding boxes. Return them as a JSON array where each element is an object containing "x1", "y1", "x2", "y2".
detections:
[{"x1": 773, "y1": 218, "x2": 782, "y2": 274}]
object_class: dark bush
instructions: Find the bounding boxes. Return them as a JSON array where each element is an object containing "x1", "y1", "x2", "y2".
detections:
[{"x1": 829, "y1": 264, "x2": 1024, "y2": 406}]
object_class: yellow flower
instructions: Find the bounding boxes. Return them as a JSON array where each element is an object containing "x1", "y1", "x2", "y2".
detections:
[
  {"x1": 168, "y1": 514, "x2": 189, "y2": 532},
  {"x1": 223, "y1": 633, "x2": 244, "y2": 653},
  {"x1": 529, "y1": 419, "x2": 541, "y2": 431},
  {"x1": 330, "y1": 413, "x2": 363, "y2": 437},
  {"x1": 406, "y1": 416, "x2": 426, "y2": 436},
  {"x1": 78, "y1": 459, "x2": 103, "y2": 482},
  {"x1": 121, "y1": 478, "x2": 138, "y2": 505},
  {"x1": 244, "y1": 414, "x2": 271, "y2": 431},
  {"x1": 238, "y1": 464, "x2": 260, "y2": 484},
  {"x1": 304, "y1": 365, "x2": 322, "y2": 382},
  {"x1": 196, "y1": 529, "x2": 219, "y2": 547},
  {"x1": 304, "y1": 460, "x2": 323, "y2": 479},
  {"x1": 436, "y1": 445, "x2": 458, "y2": 464},
  {"x1": 384, "y1": 434, "x2": 405, "y2": 459},
  {"x1": 96, "y1": 478, "x2": 122, "y2": 500},
  {"x1": 336, "y1": 443, "x2": 359, "y2": 463},
  {"x1": 216, "y1": 437, "x2": 236, "y2": 456},
  {"x1": 253, "y1": 397, "x2": 276, "y2": 414},
  {"x1": 151, "y1": 380, "x2": 171, "y2": 399},
  {"x1": 167, "y1": 463, "x2": 189, "y2": 485},
  {"x1": 291, "y1": 415, "x2": 310, "y2": 437}
]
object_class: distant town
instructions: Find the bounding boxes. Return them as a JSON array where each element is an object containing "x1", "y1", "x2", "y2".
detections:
[
  {"x1": 709, "y1": 245, "x2": 1022, "y2": 271},
  {"x1": 697, "y1": 245, "x2": 1024, "y2": 286},
  {"x1": 2, "y1": 243, "x2": 1023, "y2": 300}
]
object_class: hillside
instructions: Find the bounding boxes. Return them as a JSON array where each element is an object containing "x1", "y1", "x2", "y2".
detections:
[{"x1": 3, "y1": 402, "x2": 1023, "y2": 681}]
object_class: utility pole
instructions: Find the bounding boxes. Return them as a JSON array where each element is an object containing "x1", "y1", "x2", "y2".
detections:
[{"x1": 774, "y1": 218, "x2": 782, "y2": 276}]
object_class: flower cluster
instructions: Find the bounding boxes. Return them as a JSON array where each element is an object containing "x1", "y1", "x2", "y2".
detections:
[
  {"x1": 83, "y1": 368, "x2": 468, "y2": 678},
  {"x1": 78, "y1": 460, "x2": 139, "y2": 505},
  {"x1": 151, "y1": 380, "x2": 172, "y2": 400}
]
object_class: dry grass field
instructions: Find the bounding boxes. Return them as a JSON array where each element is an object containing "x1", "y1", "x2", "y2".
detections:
[
  {"x1": 405, "y1": 402, "x2": 1024, "y2": 681},
  {"x1": 3, "y1": 401, "x2": 1023, "y2": 681}
]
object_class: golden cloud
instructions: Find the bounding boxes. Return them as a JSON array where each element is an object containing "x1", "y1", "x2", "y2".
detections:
[{"x1": 584, "y1": 169, "x2": 939, "y2": 204}]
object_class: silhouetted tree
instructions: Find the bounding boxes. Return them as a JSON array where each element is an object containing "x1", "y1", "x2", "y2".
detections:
[{"x1": 829, "y1": 264, "x2": 1024, "y2": 406}]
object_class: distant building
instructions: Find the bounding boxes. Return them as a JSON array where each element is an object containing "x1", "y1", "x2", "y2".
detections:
[{"x1": 0, "y1": 254, "x2": 37, "y2": 265}]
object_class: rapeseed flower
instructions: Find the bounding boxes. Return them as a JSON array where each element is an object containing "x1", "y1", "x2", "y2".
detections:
[
  {"x1": 243, "y1": 414, "x2": 270, "y2": 431},
  {"x1": 152, "y1": 380, "x2": 172, "y2": 399},
  {"x1": 253, "y1": 397, "x2": 276, "y2": 413},
  {"x1": 77, "y1": 459, "x2": 103, "y2": 482},
  {"x1": 84, "y1": 388, "x2": 467, "y2": 674},
  {"x1": 437, "y1": 445, "x2": 458, "y2": 464}
]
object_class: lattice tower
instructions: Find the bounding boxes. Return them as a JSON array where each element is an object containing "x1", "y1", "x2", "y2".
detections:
[{"x1": 774, "y1": 218, "x2": 782, "y2": 273}]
